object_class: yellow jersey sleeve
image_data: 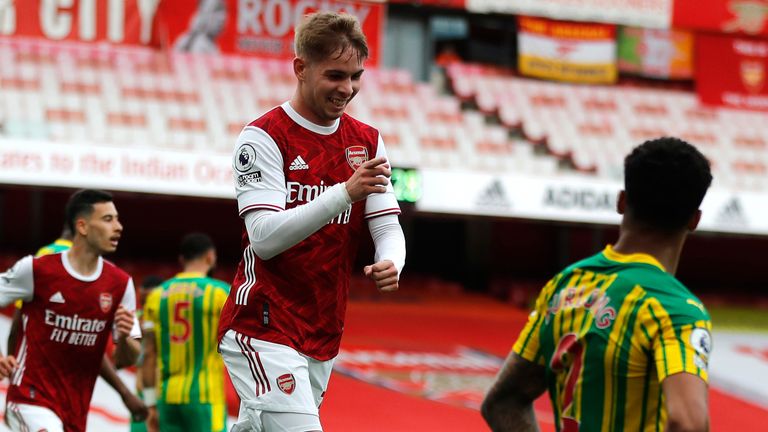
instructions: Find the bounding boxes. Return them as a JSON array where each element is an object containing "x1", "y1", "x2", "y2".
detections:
[
  {"x1": 644, "y1": 298, "x2": 712, "y2": 383},
  {"x1": 512, "y1": 276, "x2": 559, "y2": 365},
  {"x1": 142, "y1": 288, "x2": 162, "y2": 331}
]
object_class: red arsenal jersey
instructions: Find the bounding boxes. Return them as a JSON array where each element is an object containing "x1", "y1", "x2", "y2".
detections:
[
  {"x1": 0, "y1": 253, "x2": 140, "y2": 432},
  {"x1": 219, "y1": 102, "x2": 400, "y2": 360}
]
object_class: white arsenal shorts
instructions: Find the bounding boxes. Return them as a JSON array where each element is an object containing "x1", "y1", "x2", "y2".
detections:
[
  {"x1": 220, "y1": 330, "x2": 334, "y2": 432},
  {"x1": 6, "y1": 402, "x2": 64, "y2": 432}
]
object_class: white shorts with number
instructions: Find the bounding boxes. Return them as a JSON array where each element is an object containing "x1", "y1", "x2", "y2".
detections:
[
  {"x1": 220, "y1": 329, "x2": 334, "y2": 431},
  {"x1": 6, "y1": 402, "x2": 64, "y2": 432}
]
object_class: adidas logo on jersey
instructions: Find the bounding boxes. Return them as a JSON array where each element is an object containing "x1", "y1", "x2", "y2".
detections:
[
  {"x1": 49, "y1": 291, "x2": 66, "y2": 304},
  {"x1": 289, "y1": 156, "x2": 309, "y2": 171}
]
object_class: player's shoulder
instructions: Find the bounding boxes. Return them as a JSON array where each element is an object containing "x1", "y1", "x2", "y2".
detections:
[
  {"x1": 208, "y1": 278, "x2": 231, "y2": 292},
  {"x1": 649, "y1": 280, "x2": 709, "y2": 320},
  {"x1": 101, "y1": 258, "x2": 131, "y2": 281},
  {"x1": 30, "y1": 253, "x2": 63, "y2": 275},
  {"x1": 32, "y1": 252, "x2": 59, "y2": 264},
  {"x1": 341, "y1": 113, "x2": 379, "y2": 136},
  {"x1": 145, "y1": 285, "x2": 163, "y2": 303},
  {"x1": 246, "y1": 106, "x2": 289, "y2": 132}
]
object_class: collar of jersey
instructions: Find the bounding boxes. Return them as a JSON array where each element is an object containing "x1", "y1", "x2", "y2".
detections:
[
  {"x1": 61, "y1": 250, "x2": 103, "y2": 282},
  {"x1": 602, "y1": 245, "x2": 666, "y2": 272},
  {"x1": 175, "y1": 272, "x2": 206, "y2": 279},
  {"x1": 281, "y1": 101, "x2": 340, "y2": 135},
  {"x1": 54, "y1": 238, "x2": 73, "y2": 248}
]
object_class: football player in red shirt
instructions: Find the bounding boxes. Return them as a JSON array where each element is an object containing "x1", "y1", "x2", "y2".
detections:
[
  {"x1": 0, "y1": 189, "x2": 141, "y2": 432},
  {"x1": 217, "y1": 11, "x2": 406, "y2": 432}
]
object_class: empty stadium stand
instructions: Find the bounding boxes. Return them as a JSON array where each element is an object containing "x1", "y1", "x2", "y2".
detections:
[
  {"x1": 0, "y1": 37, "x2": 557, "y2": 175},
  {"x1": 447, "y1": 63, "x2": 768, "y2": 191}
]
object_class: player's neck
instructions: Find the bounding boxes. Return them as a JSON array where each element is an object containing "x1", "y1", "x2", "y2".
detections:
[
  {"x1": 289, "y1": 92, "x2": 333, "y2": 127},
  {"x1": 67, "y1": 239, "x2": 102, "y2": 276},
  {"x1": 613, "y1": 224, "x2": 687, "y2": 275},
  {"x1": 183, "y1": 261, "x2": 210, "y2": 275}
]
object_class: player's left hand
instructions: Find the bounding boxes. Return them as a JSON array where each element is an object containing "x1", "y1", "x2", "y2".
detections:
[
  {"x1": 364, "y1": 260, "x2": 399, "y2": 292},
  {"x1": 0, "y1": 355, "x2": 17, "y2": 379},
  {"x1": 123, "y1": 391, "x2": 148, "y2": 422},
  {"x1": 114, "y1": 306, "x2": 134, "y2": 339}
]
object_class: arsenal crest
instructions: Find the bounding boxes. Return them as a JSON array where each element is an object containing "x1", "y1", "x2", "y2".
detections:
[
  {"x1": 345, "y1": 146, "x2": 368, "y2": 170},
  {"x1": 99, "y1": 293, "x2": 113, "y2": 313},
  {"x1": 276, "y1": 373, "x2": 296, "y2": 395},
  {"x1": 741, "y1": 60, "x2": 765, "y2": 93}
]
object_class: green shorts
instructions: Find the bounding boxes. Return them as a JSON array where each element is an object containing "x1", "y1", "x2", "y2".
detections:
[
  {"x1": 129, "y1": 390, "x2": 147, "y2": 432},
  {"x1": 130, "y1": 418, "x2": 147, "y2": 432},
  {"x1": 157, "y1": 402, "x2": 227, "y2": 432}
]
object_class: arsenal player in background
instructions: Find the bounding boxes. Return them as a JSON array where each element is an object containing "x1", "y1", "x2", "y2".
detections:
[
  {"x1": 0, "y1": 189, "x2": 142, "y2": 432},
  {"x1": 217, "y1": 11, "x2": 406, "y2": 432}
]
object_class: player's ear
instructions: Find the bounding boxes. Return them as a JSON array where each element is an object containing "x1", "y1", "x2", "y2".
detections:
[
  {"x1": 75, "y1": 217, "x2": 88, "y2": 236},
  {"x1": 687, "y1": 209, "x2": 702, "y2": 232},
  {"x1": 616, "y1": 190, "x2": 626, "y2": 215},
  {"x1": 294, "y1": 57, "x2": 307, "y2": 81}
]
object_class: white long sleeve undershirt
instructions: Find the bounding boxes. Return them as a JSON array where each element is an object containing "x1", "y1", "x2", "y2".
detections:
[
  {"x1": 243, "y1": 185, "x2": 405, "y2": 275},
  {"x1": 244, "y1": 183, "x2": 352, "y2": 260},
  {"x1": 367, "y1": 214, "x2": 406, "y2": 276}
]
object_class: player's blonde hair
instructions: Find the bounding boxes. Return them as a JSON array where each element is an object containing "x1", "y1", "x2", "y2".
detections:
[{"x1": 294, "y1": 11, "x2": 368, "y2": 64}]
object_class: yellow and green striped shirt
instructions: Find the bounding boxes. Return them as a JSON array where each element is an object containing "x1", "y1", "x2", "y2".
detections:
[
  {"x1": 514, "y1": 245, "x2": 712, "y2": 432},
  {"x1": 35, "y1": 238, "x2": 73, "y2": 258},
  {"x1": 143, "y1": 273, "x2": 230, "y2": 406}
]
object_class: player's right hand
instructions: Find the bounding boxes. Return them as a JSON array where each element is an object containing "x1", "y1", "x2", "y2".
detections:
[
  {"x1": 114, "y1": 306, "x2": 135, "y2": 339},
  {"x1": 123, "y1": 391, "x2": 148, "y2": 422},
  {"x1": 0, "y1": 355, "x2": 18, "y2": 379},
  {"x1": 146, "y1": 406, "x2": 159, "y2": 432},
  {"x1": 345, "y1": 156, "x2": 391, "y2": 202}
]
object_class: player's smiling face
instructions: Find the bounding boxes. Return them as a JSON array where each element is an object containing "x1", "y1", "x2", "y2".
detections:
[
  {"x1": 83, "y1": 202, "x2": 123, "y2": 254},
  {"x1": 297, "y1": 47, "x2": 364, "y2": 126}
]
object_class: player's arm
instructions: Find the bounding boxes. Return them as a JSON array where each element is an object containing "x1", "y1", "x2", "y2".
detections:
[
  {"x1": 364, "y1": 215, "x2": 405, "y2": 292},
  {"x1": 481, "y1": 352, "x2": 546, "y2": 432},
  {"x1": 648, "y1": 299, "x2": 712, "y2": 432},
  {"x1": 6, "y1": 309, "x2": 21, "y2": 356},
  {"x1": 139, "y1": 287, "x2": 161, "y2": 432},
  {"x1": 142, "y1": 328, "x2": 159, "y2": 432},
  {"x1": 483, "y1": 276, "x2": 559, "y2": 431},
  {"x1": 363, "y1": 136, "x2": 404, "y2": 291},
  {"x1": 663, "y1": 373, "x2": 709, "y2": 432},
  {"x1": 114, "y1": 308, "x2": 141, "y2": 368},
  {"x1": 0, "y1": 257, "x2": 34, "y2": 378},
  {"x1": 0, "y1": 256, "x2": 34, "y2": 308},
  {"x1": 99, "y1": 355, "x2": 148, "y2": 421},
  {"x1": 235, "y1": 127, "x2": 389, "y2": 260},
  {"x1": 113, "y1": 279, "x2": 142, "y2": 368}
]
